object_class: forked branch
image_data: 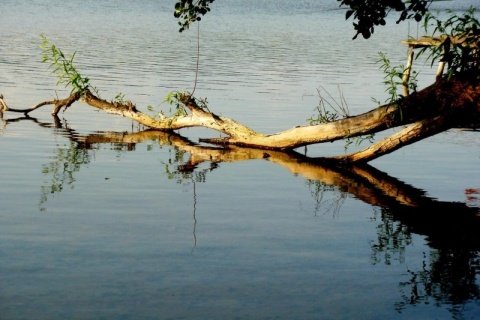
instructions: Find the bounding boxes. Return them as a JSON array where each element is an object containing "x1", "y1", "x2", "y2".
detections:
[
  {"x1": 1, "y1": 73, "x2": 478, "y2": 164},
  {"x1": 0, "y1": 92, "x2": 81, "y2": 116}
]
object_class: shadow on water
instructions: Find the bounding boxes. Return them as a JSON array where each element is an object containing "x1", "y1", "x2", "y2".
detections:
[{"x1": 2, "y1": 114, "x2": 479, "y2": 318}]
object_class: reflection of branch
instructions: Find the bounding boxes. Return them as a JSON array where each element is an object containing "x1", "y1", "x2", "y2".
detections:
[
  {"x1": 305, "y1": 179, "x2": 348, "y2": 217},
  {"x1": 191, "y1": 178, "x2": 197, "y2": 252},
  {"x1": 7, "y1": 116, "x2": 479, "y2": 314},
  {"x1": 370, "y1": 208, "x2": 412, "y2": 266},
  {"x1": 39, "y1": 142, "x2": 93, "y2": 211},
  {"x1": 77, "y1": 130, "x2": 479, "y2": 317},
  {"x1": 396, "y1": 249, "x2": 480, "y2": 315},
  {"x1": 45, "y1": 125, "x2": 480, "y2": 212},
  {"x1": 6, "y1": 116, "x2": 479, "y2": 247},
  {"x1": 74, "y1": 128, "x2": 479, "y2": 204}
]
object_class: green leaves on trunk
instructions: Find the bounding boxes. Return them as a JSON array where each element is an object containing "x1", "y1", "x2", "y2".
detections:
[{"x1": 420, "y1": 7, "x2": 480, "y2": 79}]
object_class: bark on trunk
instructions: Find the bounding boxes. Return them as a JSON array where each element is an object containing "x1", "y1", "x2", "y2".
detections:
[{"x1": 1, "y1": 75, "x2": 478, "y2": 164}]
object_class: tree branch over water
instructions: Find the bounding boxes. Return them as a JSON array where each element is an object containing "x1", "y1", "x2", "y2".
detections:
[
  {"x1": 1, "y1": 7, "x2": 479, "y2": 163},
  {"x1": 1, "y1": 73, "x2": 479, "y2": 164}
]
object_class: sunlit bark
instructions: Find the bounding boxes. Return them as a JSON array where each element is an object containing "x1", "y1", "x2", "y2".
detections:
[{"x1": 1, "y1": 75, "x2": 478, "y2": 163}]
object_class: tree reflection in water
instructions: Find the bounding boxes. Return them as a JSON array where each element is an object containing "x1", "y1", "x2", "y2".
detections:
[
  {"x1": 370, "y1": 208, "x2": 412, "y2": 266},
  {"x1": 3, "y1": 116, "x2": 479, "y2": 317},
  {"x1": 305, "y1": 180, "x2": 347, "y2": 217},
  {"x1": 369, "y1": 205, "x2": 480, "y2": 317},
  {"x1": 396, "y1": 249, "x2": 479, "y2": 318},
  {"x1": 39, "y1": 142, "x2": 93, "y2": 211}
]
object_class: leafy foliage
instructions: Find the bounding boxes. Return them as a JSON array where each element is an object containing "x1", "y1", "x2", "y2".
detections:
[
  {"x1": 374, "y1": 52, "x2": 419, "y2": 122},
  {"x1": 339, "y1": 0, "x2": 432, "y2": 39},
  {"x1": 308, "y1": 86, "x2": 376, "y2": 149},
  {"x1": 114, "y1": 92, "x2": 127, "y2": 104},
  {"x1": 377, "y1": 52, "x2": 418, "y2": 100},
  {"x1": 40, "y1": 35, "x2": 90, "y2": 94},
  {"x1": 308, "y1": 86, "x2": 349, "y2": 125},
  {"x1": 344, "y1": 133, "x2": 376, "y2": 151},
  {"x1": 165, "y1": 91, "x2": 189, "y2": 117},
  {"x1": 174, "y1": 0, "x2": 215, "y2": 32},
  {"x1": 164, "y1": 90, "x2": 211, "y2": 116},
  {"x1": 173, "y1": 0, "x2": 433, "y2": 38},
  {"x1": 420, "y1": 7, "x2": 480, "y2": 79}
]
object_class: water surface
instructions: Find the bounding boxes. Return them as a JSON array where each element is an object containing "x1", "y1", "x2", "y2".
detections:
[{"x1": 0, "y1": 1, "x2": 479, "y2": 319}]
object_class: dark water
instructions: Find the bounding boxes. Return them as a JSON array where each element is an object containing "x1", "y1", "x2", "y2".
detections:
[{"x1": 0, "y1": 0, "x2": 479, "y2": 319}]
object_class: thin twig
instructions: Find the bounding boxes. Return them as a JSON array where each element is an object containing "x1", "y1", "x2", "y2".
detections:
[{"x1": 191, "y1": 22, "x2": 201, "y2": 96}]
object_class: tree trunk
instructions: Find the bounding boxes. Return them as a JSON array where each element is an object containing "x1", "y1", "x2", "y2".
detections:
[{"x1": 1, "y1": 75, "x2": 478, "y2": 164}]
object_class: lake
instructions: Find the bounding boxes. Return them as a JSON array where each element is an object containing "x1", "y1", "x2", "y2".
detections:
[{"x1": 0, "y1": 0, "x2": 479, "y2": 319}]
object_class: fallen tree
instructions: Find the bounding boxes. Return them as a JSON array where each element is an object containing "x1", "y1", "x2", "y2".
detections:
[
  {"x1": 0, "y1": 5, "x2": 478, "y2": 164},
  {"x1": 2, "y1": 74, "x2": 477, "y2": 164}
]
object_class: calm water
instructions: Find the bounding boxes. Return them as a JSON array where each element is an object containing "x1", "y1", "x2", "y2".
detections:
[{"x1": 1, "y1": 0, "x2": 479, "y2": 319}]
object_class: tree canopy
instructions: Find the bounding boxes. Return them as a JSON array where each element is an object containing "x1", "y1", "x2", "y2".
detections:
[
  {"x1": 174, "y1": 0, "x2": 433, "y2": 38},
  {"x1": 339, "y1": 0, "x2": 431, "y2": 38}
]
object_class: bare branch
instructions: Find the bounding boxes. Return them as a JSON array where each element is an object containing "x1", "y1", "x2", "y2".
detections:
[{"x1": 0, "y1": 92, "x2": 81, "y2": 116}]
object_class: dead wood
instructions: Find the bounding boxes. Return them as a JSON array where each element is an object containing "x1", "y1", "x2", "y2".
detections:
[
  {"x1": 0, "y1": 92, "x2": 81, "y2": 116},
  {"x1": 1, "y1": 74, "x2": 478, "y2": 163}
]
